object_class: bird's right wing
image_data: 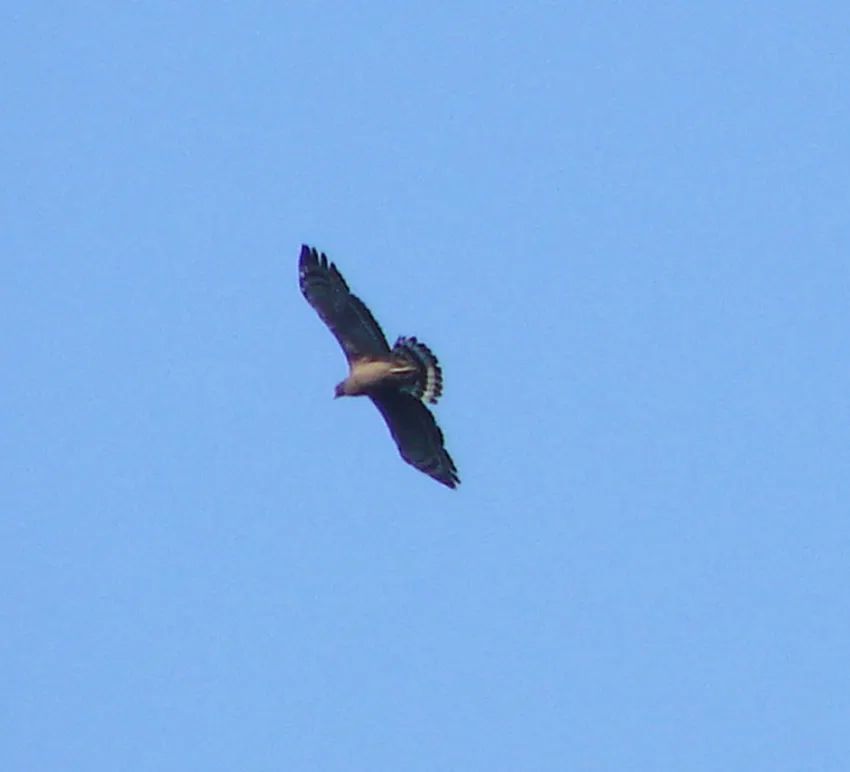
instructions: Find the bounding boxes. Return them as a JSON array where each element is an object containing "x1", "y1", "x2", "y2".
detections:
[{"x1": 370, "y1": 389, "x2": 460, "y2": 489}]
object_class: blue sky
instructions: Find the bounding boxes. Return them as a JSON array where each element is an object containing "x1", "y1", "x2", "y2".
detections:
[{"x1": 3, "y1": 3, "x2": 849, "y2": 770}]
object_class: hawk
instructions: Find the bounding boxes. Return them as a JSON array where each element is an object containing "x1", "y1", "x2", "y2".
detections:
[{"x1": 298, "y1": 244, "x2": 460, "y2": 488}]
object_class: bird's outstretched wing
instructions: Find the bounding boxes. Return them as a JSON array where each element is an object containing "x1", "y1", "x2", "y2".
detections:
[
  {"x1": 370, "y1": 389, "x2": 460, "y2": 488},
  {"x1": 299, "y1": 245, "x2": 390, "y2": 360}
]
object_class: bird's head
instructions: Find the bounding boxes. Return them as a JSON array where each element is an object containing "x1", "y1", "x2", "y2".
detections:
[{"x1": 334, "y1": 381, "x2": 346, "y2": 399}]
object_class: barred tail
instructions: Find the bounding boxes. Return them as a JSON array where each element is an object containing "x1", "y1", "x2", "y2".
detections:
[{"x1": 392, "y1": 336, "x2": 443, "y2": 404}]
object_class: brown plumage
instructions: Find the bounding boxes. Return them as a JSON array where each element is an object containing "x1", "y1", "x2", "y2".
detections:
[{"x1": 298, "y1": 244, "x2": 460, "y2": 488}]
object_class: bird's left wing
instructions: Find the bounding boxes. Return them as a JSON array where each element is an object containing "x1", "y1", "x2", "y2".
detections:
[{"x1": 299, "y1": 245, "x2": 390, "y2": 361}]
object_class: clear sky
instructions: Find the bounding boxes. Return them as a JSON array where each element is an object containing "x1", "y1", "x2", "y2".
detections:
[{"x1": 3, "y1": 4, "x2": 849, "y2": 770}]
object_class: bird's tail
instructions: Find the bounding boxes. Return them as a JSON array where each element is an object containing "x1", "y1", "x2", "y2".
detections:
[{"x1": 392, "y1": 336, "x2": 443, "y2": 404}]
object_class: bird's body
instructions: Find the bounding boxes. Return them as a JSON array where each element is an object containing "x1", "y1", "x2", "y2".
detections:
[
  {"x1": 336, "y1": 358, "x2": 417, "y2": 398},
  {"x1": 298, "y1": 245, "x2": 459, "y2": 488}
]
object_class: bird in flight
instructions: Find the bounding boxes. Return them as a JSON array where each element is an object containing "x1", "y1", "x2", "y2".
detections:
[{"x1": 298, "y1": 244, "x2": 460, "y2": 488}]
